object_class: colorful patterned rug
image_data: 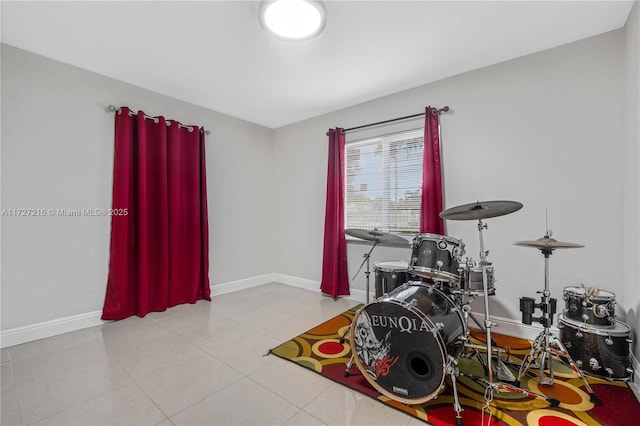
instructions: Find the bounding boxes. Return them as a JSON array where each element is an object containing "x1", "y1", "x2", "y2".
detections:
[{"x1": 269, "y1": 305, "x2": 640, "y2": 425}]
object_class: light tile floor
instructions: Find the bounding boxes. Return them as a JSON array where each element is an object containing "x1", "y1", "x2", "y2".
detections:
[{"x1": 1, "y1": 283, "x2": 428, "y2": 426}]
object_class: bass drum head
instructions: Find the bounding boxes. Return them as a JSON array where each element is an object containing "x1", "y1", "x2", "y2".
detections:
[{"x1": 350, "y1": 293, "x2": 448, "y2": 404}]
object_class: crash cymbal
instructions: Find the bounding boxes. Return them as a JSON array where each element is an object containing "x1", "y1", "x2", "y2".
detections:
[
  {"x1": 345, "y1": 228, "x2": 409, "y2": 246},
  {"x1": 513, "y1": 236, "x2": 584, "y2": 250},
  {"x1": 440, "y1": 200, "x2": 523, "y2": 221}
]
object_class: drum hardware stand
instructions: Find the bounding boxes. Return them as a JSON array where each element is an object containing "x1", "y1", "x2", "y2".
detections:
[
  {"x1": 440, "y1": 201, "x2": 562, "y2": 416},
  {"x1": 446, "y1": 355, "x2": 464, "y2": 426},
  {"x1": 342, "y1": 240, "x2": 378, "y2": 377},
  {"x1": 345, "y1": 228, "x2": 410, "y2": 304},
  {"x1": 352, "y1": 240, "x2": 379, "y2": 304},
  {"x1": 469, "y1": 218, "x2": 561, "y2": 412},
  {"x1": 514, "y1": 231, "x2": 601, "y2": 405},
  {"x1": 460, "y1": 304, "x2": 516, "y2": 383}
]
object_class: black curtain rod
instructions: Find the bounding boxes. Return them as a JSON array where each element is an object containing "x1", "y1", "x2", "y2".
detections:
[
  {"x1": 107, "y1": 105, "x2": 211, "y2": 135},
  {"x1": 326, "y1": 106, "x2": 449, "y2": 135}
]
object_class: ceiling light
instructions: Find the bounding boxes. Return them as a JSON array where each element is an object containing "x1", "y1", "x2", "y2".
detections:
[{"x1": 259, "y1": 0, "x2": 326, "y2": 41}]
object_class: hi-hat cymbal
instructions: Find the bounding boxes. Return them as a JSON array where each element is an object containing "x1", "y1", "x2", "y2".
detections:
[
  {"x1": 513, "y1": 236, "x2": 585, "y2": 250},
  {"x1": 345, "y1": 228, "x2": 409, "y2": 246},
  {"x1": 440, "y1": 200, "x2": 523, "y2": 221}
]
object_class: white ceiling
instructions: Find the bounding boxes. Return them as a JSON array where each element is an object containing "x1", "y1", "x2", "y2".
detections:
[{"x1": 1, "y1": 1, "x2": 635, "y2": 128}]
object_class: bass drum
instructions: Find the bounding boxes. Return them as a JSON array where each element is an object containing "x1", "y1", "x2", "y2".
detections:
[
  {"x1": 350, "y1": 282, "x2": 467, "y2": 404},
  {"x1": 558, "y1": 315, "x2": 633, "y2": 381}
]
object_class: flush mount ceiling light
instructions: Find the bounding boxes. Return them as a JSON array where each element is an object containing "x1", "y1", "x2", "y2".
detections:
[{"x1": 259, "y1": 0, "x2": 326, "y2": 41}]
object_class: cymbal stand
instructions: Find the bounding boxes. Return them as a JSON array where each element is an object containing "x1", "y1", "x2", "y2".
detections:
[
  {"x1": 464, "y1": 218, "x2": 561, "y2": 415},
  {"x1": 352, "y1": 240, "x2": 379, "y2": 304},
  {"x1": 515, "y1": 238, "x2": 601, "y2": 405},
  {"x1": 343, "y1": 240, "x2": 379, "y2": 377},
  {"x1": 477, "y1": 218, "x2": 496, "y2": 382}
]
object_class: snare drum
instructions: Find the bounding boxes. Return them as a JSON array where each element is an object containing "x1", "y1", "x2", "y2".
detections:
[
  {"x1": 559, "y1": 315, "x2": 633, "y2": 381},
  {"x1": 457, "y1": 261, "x2": 496, "y2": 296},
  {"x1": 409, "y1": 234, "x2": 464, "y2": 282},
  {"x1": 374, "y1": 261, "x2": 409, "y2": 298},
  {"x1": 563, "y1": 286, "x2": 616, "y2": 327},
  {"x1": 350, "y1": 282, "x2": 467, "y2": 404}
]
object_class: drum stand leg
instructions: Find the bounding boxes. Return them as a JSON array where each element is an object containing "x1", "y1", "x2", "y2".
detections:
[
  {"x1": 461, "y1": 304, "x2": 514, "y2": 382},
  {"x1": 516, "y1": 327, "x2": 602, "y2": 405},
  {"x1": 352, "y1": 241, "x2": 378, "y2": 304},
  {"x1": 552, "y1": 335, "x2": 601, "y2": 405},
  {"x1": 446, "y1": 356, "x2": 464, "y2": 426},
  {"x1": 344, "y1": 354, "x2": 354, "y2": 377},
  {"x1": 514, "y1": 247, "x2": 601, "y2": 405},
  {"x1": 342, "y1": 323, "x2": 354, "y2": 377},
  {"x1": 343, "y1": 241, "x2": 379, "y2": 377},
  {"x1": 467, "y1": 218, "x2": 560, "y2": 413}
]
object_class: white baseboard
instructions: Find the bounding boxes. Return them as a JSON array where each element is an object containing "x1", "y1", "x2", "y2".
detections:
[
  {"x1": 467, "y1": 311, "x2": 561, "y2": 342},
  {"x1": 210, "y1": 273, "x2": 276, "y2": 296},
  {"x1": 0, "y1": 310, "x2": 105, "y2": 349},
  {"x1": 271, "y1": 273, "x2": 320, "y2": 292},
  {"x1": 272, "y1": 273, "x2": 367, "y2": 303}
]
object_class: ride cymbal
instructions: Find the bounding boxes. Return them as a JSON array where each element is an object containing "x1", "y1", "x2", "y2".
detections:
[
  {"x1": 440, "y1": 200, "x2": 523, "y2": 221},
  {"x1": 344, "y1": 228, "x2": 409, "y2": 246},
  {"x1": 513, "y1": 236, "x2": 584, "y2": 250}
]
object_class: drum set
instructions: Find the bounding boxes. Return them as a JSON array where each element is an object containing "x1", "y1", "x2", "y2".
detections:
[{"x1": 343, "y1": 200, "x2": 633, "y2": 425}]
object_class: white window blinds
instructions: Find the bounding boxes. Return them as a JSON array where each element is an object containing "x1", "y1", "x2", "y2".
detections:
[{"x1": 345, "y1": 129, "x2": 423, "y2": 234}]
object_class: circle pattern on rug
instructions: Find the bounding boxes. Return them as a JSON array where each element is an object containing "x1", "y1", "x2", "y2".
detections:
[
  {"x1": 312, "y1": 339, "x2": 350, "y2": 358},
  {"x1": 527, "y1": 378, "x2": 593, "y2": 411}
]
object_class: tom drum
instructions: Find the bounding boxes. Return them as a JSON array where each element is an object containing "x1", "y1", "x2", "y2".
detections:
[
  {"x1": 457, "y1": 261, "x2": 496, "y2": 296},
  {"x1": 563, "y1": 286, "x2": 616, "y2": 327},
  {"x1": 409, "y1": 234, "x2": 465, "y2": 282},
  {"x1": 374, "y1": 261, "x2": 410, "y2": 298}
]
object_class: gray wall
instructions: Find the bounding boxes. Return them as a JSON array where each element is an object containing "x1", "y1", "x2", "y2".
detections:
[
  {"x1": 1, "y1": 44, "x2": 275, "y2": 330},
  {"x1": 272, "y1": 29, "x2": 633, "y2": 339}
]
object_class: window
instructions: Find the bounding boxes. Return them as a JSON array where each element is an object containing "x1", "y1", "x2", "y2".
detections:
[{"x1": 345, "y1": 129, "x2": 423, "y2": 234}]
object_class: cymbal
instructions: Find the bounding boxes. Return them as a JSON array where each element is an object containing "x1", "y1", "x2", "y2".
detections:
[
  {"x1": 345, "y1": 228, "x2": 409, "y2": 246},
  {"x1": 440, "y1": 200, "x2": 523, "y2": 221},
  {"x1": 513, "y1": 236, "x2": 584, "y2": 250}
]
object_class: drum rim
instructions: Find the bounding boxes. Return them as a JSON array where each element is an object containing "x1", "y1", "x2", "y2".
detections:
[
  {"x1": 413, "y1": 233, "x2": 463, "y2": 245},
  {"x1": 410, "y1": 266, "x2": 459, "y2": 282},
  {"x1": 558, "y1": 315, "x2": 630, "y2": 336},
  {"x1": 563, "y1": 286, "x2": 616, "y2": 300},
  {"x1": 460, "y1": 265, "x2": 495, "y2": 273},
  {"x1": 349, "y1": 297, "x2": 448, "y2": 404},
  {"x1": 374, "y1": 261, "x2": 409, "y2": 271}
]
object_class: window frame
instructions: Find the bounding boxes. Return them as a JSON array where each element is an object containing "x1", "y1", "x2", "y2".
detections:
[{"x1": 344, "y1": 128, "x2": 424, "y2": 235}]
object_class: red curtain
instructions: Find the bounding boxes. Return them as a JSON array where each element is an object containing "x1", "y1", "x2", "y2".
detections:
[
  {"x1": 101, "y1": 107, "x2": 210, "y2": 321},
  {"x1": 420, "y1": 106, "x2": 445, "y2": 234},
  {"x1": 320, "y1": 128, "x2": 350, "y2": 298}
]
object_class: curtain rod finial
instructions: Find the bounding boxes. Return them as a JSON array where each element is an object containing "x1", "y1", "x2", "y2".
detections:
[{"x1": 107, "y1": 105, "x2": 117, "y2": 112}]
